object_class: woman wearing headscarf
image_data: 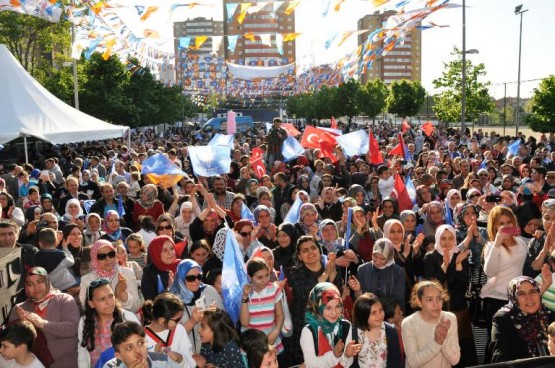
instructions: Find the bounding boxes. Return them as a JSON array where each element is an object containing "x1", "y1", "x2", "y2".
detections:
[
  {"x1": 349, "y1": 206, "x2": 375, "y2": 263},
  {"x1": 82, "y1": 213, "x2": 104, "y2": 246},
  {"x1": 99, "y1": 210, "x2": 132, "y2": 245},
  {"x1": 79, "y1": 169, "x2": 101, "y2": 200},
  {"x1": 490, "y1": 275, "x2": 555, "y2": 363},
  {"x1": 348, "y1": 184, "x2": 371, "y2": 214},
  {"x1": 59, "y1": 198, "x2": 85, "y2": 229},
  {"x1": 189, "y1": 189, "x2": 231, "y2": 248},
  {"x1": 169, "y1": 259, "x2": 223, "y2": 353},
  {"x1": 8, "y1": 267, "x2": 80, "y2": 368},
  {"x1": 174, "y1": 201, "x2": 196, "y2": 247},
  {"x1": 79, "y1": 239, "x2": 140, "y2": 313},
  {"x1": 272, "y1": 222, "x2": 298, "y2": 278},
  {"x1": 132, "y1": 184, "x2": 165, "y2": 230},
  {"x1": 414, "y1": 185, "x2": 434, "y2": 213},
  {"x1": 253, "y1": 204, "x2": 278, "y2": 248},
  {"x1": 141, "y1": 235, "x2": 181, "y2": 301},
  {"x1": 515, "y1": 200, "x2": 542, "y2": 245},
  {"x1": 445, "y1": 189, "x2": 462, "y2": 219},
  {"x1": 62, "y1": 224, "x2": 91, "y2": 278},
  {"x1": 349, "y1": 239, "x2": 406, "y2": 311},
  {"x1": 376, "y1": 197, "x2": 399, "y2": 230},
  {"x1": 300, "y1": 282, "x2": 357, "y2": 368},
  {"x1": 424, "y1": 224, "x2": 477, "y2": 366},
  {"x1": 421, "y1": 201, "x2": 446, "y2": 238},
  {"x1": 400, "y1": 210, "x2": 421, "y2": 239},
  {"x1": 298, "y1": 174, "x2": 318, "y2": 203},
  {"x1": 294, "y1": 203, "x2": 320, "y2": 238}
]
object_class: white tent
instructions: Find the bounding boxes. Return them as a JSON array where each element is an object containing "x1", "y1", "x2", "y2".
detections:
[{"x1": 0, "y1": 44, "x2": 129, "y2": 161}]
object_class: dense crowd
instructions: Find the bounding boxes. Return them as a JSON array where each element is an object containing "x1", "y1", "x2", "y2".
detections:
[{"x1": 2, "y1": 119, "x2": 555, "y2": 368}]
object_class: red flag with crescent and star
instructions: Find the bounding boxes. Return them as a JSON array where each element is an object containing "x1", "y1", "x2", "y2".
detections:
[
  {"x1": 281, "y1": 123, "x2": 301, "y2": 137},
  {"x1": 250, "y1": 147, "x2": 266, "y2": 178},
  {"x1": 300, "y1": 126, "x2": 337, "y2": 149},
  {"x1": 422, "y1": 121, "x2": 434, "y2": 136}
]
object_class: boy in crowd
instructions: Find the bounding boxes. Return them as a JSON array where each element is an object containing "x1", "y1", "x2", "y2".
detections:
[{"x1": 0, "y1": 321, "x2": 44, "y2": 368}]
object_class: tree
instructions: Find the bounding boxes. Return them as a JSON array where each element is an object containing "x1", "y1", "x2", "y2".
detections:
[
  {"x1": 527, "y1": 75, "x2": 555, "y2": 133},
  {"x1": 386, "y1": 80, "x2": 426, "y2": 118},
  {"x1": 433, "y1": 47, "x2": 494, "y2": 124},
  {"x1": 313, "y1": 86, "x2": 335, "y2": 120},
  {"x1": 357, "y1": 79, "x2": 388, "y2": 121},
  {"x1": 330, "y1": 79, "x2": 360, "y2": 126}
]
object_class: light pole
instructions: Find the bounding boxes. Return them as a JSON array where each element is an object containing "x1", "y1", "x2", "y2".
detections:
[
  {"x1": 460, "y1": 0, "x2": 478, "y2": 135},
  {"x1": 514, "y1": 4, "x2": 528, "y2": 136}
]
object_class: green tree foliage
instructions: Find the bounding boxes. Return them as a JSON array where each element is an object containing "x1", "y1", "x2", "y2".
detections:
[
  {"x1": 433, "y1": 47, "x2": 494, "y2": 124},
  {"x1": 330, "y1": 79, "x2": 360, "y2": 125},
  {"x1": 527, "y1": 75, "x2": 555, "y2": 133},
  {"x1": 313, "y1": 86, "x2": 335, "y2": 119},
  {"x1": 358, "y1": 79, "x2": 388, "y2": 119},
  {"x1": 386, "y1": 80, "x2": 426, "y2": 118},
  {"x1": 286, "y1": 93, "x2": 316, "y2": 120}
]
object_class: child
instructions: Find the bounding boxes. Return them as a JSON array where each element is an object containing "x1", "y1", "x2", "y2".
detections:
[
  {"x1": 126, "y1": 234, "x2": 147, "y2": 268},
  {"x1": 377, "y1": 165, "x2": 394, "y2": 199},
  {"x1": 142, "y1": 293, "x2": 195, "y2": 367},
  {"x1": 241, "y1": 329, "x2": 269, "y2": 368},
  {"x1": 194, "y1": 309, "x2": 243, "y2": 368},
  {"x1": 548, "y1": 321, "x2": 555, "y2": 355},
  {"x1": 114, "y1": 242, "x2": 142, "y2": 281},
  {"x1": 0, "y1": 321, "x2": 45, "y2": 368},
  {"x1": 240, "y1": 257, "x2": 284, "y2": 355},
  {"x1": 401, "y1": 280, "x2": 460, "y2": 367},
  {"x1": 34, "y1": 228, "x2": 78, "y2": 293},
  {"x1": 127, "y1": 172, "x2": 141, "y2": 199},
  {"x1": 102, "y1": 321, "x2": 179, "y2": 368}
]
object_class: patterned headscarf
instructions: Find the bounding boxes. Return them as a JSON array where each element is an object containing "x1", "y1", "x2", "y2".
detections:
[
  {"x1": 318, "y1": 219, "x2": 342, "y2": 253},
  {"x1": 138, "y1": 184, "x2": 158, "y2": 209},
  {"x1": 299, "y1": 203, "x2": 318, "y2": 224},
  {"x1": 253, "y1": 205, "x2": 271, "y2": 223},
  {"x1": 434, "y1": 224, "x2": 459, "y2": 263},
  {"x1": 426, "y1": 201, "x2": 445, "y2": 226},
  {"x1": 148, "y1": 235, "x2": 180, "y2": 273},
  {"x1": 103, "y1": 210, "x2": 122, "y2": 242},
  {"x1": 169, "y1": 259, "x2": 205, "y2": 305},
  {"x1": 211, "y1": 228, "x2": 228, "y2": 262},
  {"x1": 502, "y1": 276, "x2": 551, "y2": 358},
  {"x1": 454, "y1": 202, "x2": 477, "y2": 231},
  {"x1": 90, "y1": 240, "x2": 118, "y2": 279},
  {"x1": 305, "y1": 282, "x2": 343, "y2": 338},
  {"x1": 372, "y1": 238, "x2": 395, "y2": 269},
  {"x1": 25, "y1": 267, "x2": 56, "y2": 312}
]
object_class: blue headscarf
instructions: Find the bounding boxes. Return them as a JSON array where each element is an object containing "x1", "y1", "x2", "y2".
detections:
[{"x1": 169, "y1": 259, "x2": 205, "y2": 305}]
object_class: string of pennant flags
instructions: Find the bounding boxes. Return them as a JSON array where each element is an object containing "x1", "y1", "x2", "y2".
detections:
[{"x1": 0, "y1": 0, "x2": 455, "y2": 96}]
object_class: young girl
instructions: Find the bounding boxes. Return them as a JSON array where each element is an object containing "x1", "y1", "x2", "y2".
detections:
[
  {"x1": 351, "y1": 293, "x2": 403, "y2": 367},
  {"x1": 300, "y1": 282, "x2": 359, "y2": 368},
  {"x1": 240, "y1": 258, "x2": 284, "y2": 354},
  {"x1": 401, "y1": 280, "x2": 460, "y2": 368},
  {"x1": 126, "y1": 233, "x2": 147, "y2": 268},
  {"x1": 142, "y1": 293, "x2": 195, "y2": 367},
  {"x1": 195, "y1": 309, "x2": 243, "y2": 368}
]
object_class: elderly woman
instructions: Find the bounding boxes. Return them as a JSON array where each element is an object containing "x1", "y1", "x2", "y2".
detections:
[
  {"x1": 79, "y1": 239, "x2": 140, "y2": 313},
  {"x1": 490, "y1": 275, "x2": 554, "y2": 363},
  {"x1": 59, "y1": 198, "x2": 85, "y2": 228},
  {"x1": 9, "y1": 267, "x2": 80, "y2": 368},
  {"x1": 294, "y1": 203, "x2": 320, "y2": 238},
  {"x1": 253, "y1": 204, "x2": 278, "y2": 248},
  {"x1": 421, "y1": 201, "x2": 445, "y2": 238},
  {"x1": 141, "y1": 235, "x2": 181, "y2": 301},
  {"x1": 99, "y1": 210, "x2": 132, "y2": 245},
  {"x1": 132, "y1": 184, "x2": 165, "y2": 230},
  {"x1": 169, "y1": 259, "x2": 223, "y2": 353},
  {"x1": 82, "y1": 213, "x2": 104, "y2": 246}
]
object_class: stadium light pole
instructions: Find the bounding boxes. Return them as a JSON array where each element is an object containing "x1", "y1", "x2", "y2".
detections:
[{"x1": 514, "y1": 4, "x2": 528, "y2": 136}]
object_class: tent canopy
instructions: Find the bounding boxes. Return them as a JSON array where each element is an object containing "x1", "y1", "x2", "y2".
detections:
[{"x1": 0, "y1": 44, "x2": 128, "y2": 145}]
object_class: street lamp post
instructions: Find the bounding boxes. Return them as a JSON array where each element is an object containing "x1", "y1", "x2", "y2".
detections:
[
  {"x1": 514, "y1": 5, "x2": 528, "y2": 136},
  {"x1": 460, "y1": 0, "x2": 478, "y2": 135}
]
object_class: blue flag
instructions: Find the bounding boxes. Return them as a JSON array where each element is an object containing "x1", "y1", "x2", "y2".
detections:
[
  {"x1": 281, "y1": 137, "x2": 305, "y2": 162},
  {"x1": 83, "y1": 200, "x2": 96, "y2": 214},
  {"x1": 403, "y1": 144, "x2": 411, "y2": 161},
  {"x1": 141, "y1": 153, "x2": 187, "y2": 188},
  {"x1": 117, "y1": 195, "x2": 126, "y2": 218},
  {"x1": 283, "y1": 197, "x2": 303, "y2": 224},
  {"x1": 445, "y1": 203, "x2": 454, "y2": 226},
  {"x1": 507, "y1": 139, "x2": 521, "y2": 157},
  {"x1": 279, "y1": 265, "x2": 285, "y2": 281},
  {"x1": 405, "y1": 173, "x2": 417, "y2": 205},
  {"x1": 188, "y1": 146, "x2": 232, "y2": 177},
  {"x1": 221, "y1": 229, "x2": 248, "y2": 325},
  {"x1": 241, "y1": 202, "x2": 255, "y2": 221},
  {"x1": 335, "y1": 130, "x2": 369, "y2": 157},
  {"x1": 208, "y1": 134, "x2": 235, "y2": 149},
  {"x1": 479, "y1": 159, "x2": 487, "y2": 169}
]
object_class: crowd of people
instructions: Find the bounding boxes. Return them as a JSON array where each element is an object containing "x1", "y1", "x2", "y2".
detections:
[{"x1": 2, "y1": 118, "x2": 555, "y2": 368}]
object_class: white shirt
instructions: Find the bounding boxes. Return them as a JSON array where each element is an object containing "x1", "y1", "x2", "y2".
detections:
[
  {"x1": 145, "y1": 324, "x2": 196, "y2": 368},
  {"x1": 0, "y1": 354, "x2": 45, "y2": 368},
  {"x1": 379, "y1": 175, "x2": 395, "y2": 198}
]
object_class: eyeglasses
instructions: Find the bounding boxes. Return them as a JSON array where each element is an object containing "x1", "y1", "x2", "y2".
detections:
[
  {"x1": 157, "y1": 225, "x2": 173, "y2": 231},
  {"x1": 239, "y1": 231, "x2": 252, "y2": 237},
  {"x1": 185, "y1": 274, "x2": 202, "y2": 282},
  {"x1": 96, "y1": 250, "x2": 116, "y2": 260},
  {"x1": 87, "y1": 278, "x2": 110, "y2": 300}
]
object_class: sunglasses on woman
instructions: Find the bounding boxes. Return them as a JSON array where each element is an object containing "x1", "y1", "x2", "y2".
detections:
[
  {"x1": 185, "y1": 274, "x2": 203, "y2": 282},
  {"x1": 96, "y1": 250, "x2": 116, "y2": 260},
  {"x1": 239, "y1": 231, "x2": 252, "y2": 237},
  {"x1": 157, "y1": 225, "x2": 173, "y2": 231}
]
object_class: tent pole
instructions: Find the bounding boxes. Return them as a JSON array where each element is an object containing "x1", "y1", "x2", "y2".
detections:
[
  {"x1": 127, "y1": 128, "x2": 131, "y2": 150},
  {"x1": 23, "y1": 135, "x2": 29, "y2": 164}
]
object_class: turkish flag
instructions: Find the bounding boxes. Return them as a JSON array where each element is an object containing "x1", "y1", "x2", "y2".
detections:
[
  {"x1": 422, "y1": 121, "x2": 434, "y2": 136},
  {"x1": 250, "y1": 156, "x2": 266, "y2": 179},
  {"x1": 392, "y1": 173, "x2": 413, "y2": 211},
  {"x1": 251, "y1": 147, "x2": 263, "y2": 160},
  {"x1": 300, "y1": 126, "x2": 337, "y2": 149},
  {"x1": 388, "y1": 143, "x2": 404, "y2": 157},
  {"x1": 319, "y1": 140, "x2": 338, "y2": 162},
  {"x1": 368, "y1": 131, "x2": 384, "y2": 164},
  {"x1": 401, "y1": 119, "x2": 410, "y2": 133},
  {"x1": 331, "y1": 116, "x2": 338, "y2": 129},
  {"x1": 281, "y1": 123, "x2": 301, "y2": 137}
]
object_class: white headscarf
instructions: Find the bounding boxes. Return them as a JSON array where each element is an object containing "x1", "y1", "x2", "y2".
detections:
[
  {"x1": 434, "y1": 224, "x2": 458, "y2": 263},
  {"x1": 445, "y1": 189, "x2": 462, "y2": 210}
]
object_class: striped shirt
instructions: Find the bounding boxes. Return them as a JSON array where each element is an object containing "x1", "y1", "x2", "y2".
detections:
[{"x1": 245, "y1": 282, "x2": 284, "y2": 353}]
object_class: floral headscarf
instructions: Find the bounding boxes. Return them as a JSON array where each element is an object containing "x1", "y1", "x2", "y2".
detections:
[
  {"x1": 305, "y1": 282, "x2": 343, "y2": 339},
  {"x1": 148, "y1": 235, "x2": 180, "y2": 273},
  {"x1": 138, "y1": 184, "x2": 158, "y2": 209},
  {"x1": 25, "y1": 267, "x2": 56, "y2": 313},
  {"x1": 318, "y1": 219, "x2": 343, "y2": 253},
  {"x1": 103, "y1": 210, "x2": 122, "y2": 242},
  {"x1": 169, "y1": 259, "x2": 205, "y2": 305},
  {"x1": 90, "y1": 240, "x2": 118, "y2": 279},
  {"x1": 372, "y1": 238, "x2": 395, "y2": 269},
  {"x1": 426, "y1": 201, "x2": 445, "y2": 226},
  {"x1": 299, "y1": 203, "x2": 318, "y2": 223},
  {"x1": 502, "y1": 276, "x2": 551, "y2": 358},
  {"x1": 434, "y1": 224, "x2": 459, "y2": 263},
  {"x1": 454, "y1": 202, "x2": 477, "y2": 231}
]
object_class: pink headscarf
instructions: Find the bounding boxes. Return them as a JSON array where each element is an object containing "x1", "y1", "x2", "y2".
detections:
[{"x1": 90, "y1": 239, "x2": 118, "y2": 279}]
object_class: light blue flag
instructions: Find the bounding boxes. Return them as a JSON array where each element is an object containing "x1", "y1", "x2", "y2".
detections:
[
  {"x1": 507, "y1": 139, "x2": 521, "y2": 157},
  {"x1": 117, "y1": 194, "x2": 126, "y2": 218},
  {"x1": 83, "y1": 200, "x2": 96, "y2": 214},
  {"x1": 405, "y1": 173, "x2": 417, "y2": 204},
  {"x1": 403, "y1": 144, "x2": 411, "y2": 161},
  {"x1": 241, "y1": 202, "x2": 255, "y2": 221},
  {"x1": 282, "y1": 137, "x2": 305, "y2": 162},
  {"x1": 188, "y1": 146, "x2": 232, "y2": 177},
  {"x1": 344, "y1": 208, "x2": 353, "y2": 250},
  {"x1": 222, "y1": 228, "x2": 248, "y2": 325},
  {"x1": 208, "y1": 134, "x2": 234, "y2": 149},
  {"x1": 445, "y1": 203, "x2": 454, "y2": 226},
  {"x1": 283, "y1": 197, "x2": 302, "y2": 224},
  {"x1": 141, "y1": 153, "x2": 186, "y2": 177},
  {"x1": 335, "y1": 130, "x2": 369, "y2": 157},
  {"x1": 320, "y1": 127, "x2": 343, "y2": 136}
]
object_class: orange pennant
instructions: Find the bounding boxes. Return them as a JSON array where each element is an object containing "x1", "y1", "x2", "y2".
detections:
[{"x1": 140, "y1": 6, "x2": 159, "y2": 21}]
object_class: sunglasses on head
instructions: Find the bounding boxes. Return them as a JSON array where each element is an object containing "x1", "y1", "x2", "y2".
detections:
[
  {"x1": 157, "y1": 225, "x2": 173, "y2": 231},
  {"x1": 239, "y1": 231, "x2": 252, "y2": 237},
  {"x1": 96, "y1": 250, "x2": 116, "y2": 260},
  {"x1": 185, "y1": 274, "x2": 202, "y2": 282},
  {"x1": 87, "y1": 278, "x2": 110, "y2": 300}
]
